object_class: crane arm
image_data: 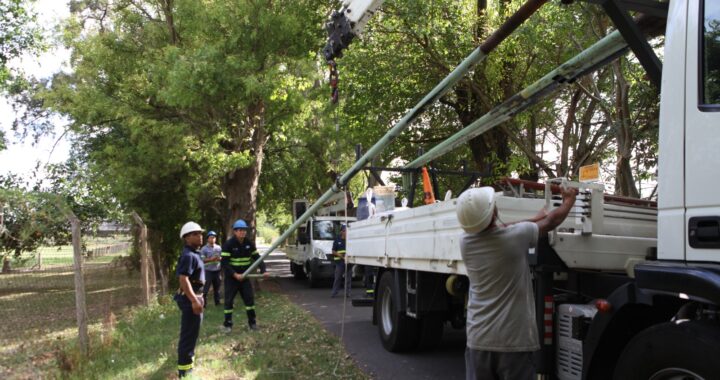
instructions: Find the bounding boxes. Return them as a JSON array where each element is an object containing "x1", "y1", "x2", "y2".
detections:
[{"x1": 323, "y1": 0, "x2": 385, "y2": 62}]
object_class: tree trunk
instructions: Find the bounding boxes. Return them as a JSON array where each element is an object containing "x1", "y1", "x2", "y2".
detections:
[
  {"x1": 612, "y1": 60, "x2": 639, "y2": 197},
  {"x1": 2, "y1": 255, "x2": 10, "y2": 273},
  {"x1": 146, "y1": 227, "x2": 169, "y2": 295},
  {"x1": 223, "y1": 101, "x2": 269, "y2": 242},
  {"x1": 615, "y1": 155, "x2": 639, "y2": 198}
]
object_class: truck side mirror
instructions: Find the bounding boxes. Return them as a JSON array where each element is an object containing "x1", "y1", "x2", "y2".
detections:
[{"x1": 298, "y1": 230, "x2": 309, "y2": 245}]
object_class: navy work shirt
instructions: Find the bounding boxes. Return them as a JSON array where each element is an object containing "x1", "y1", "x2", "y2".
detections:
[
  {"x1": 176, "y1": 245, "x2": 205, "y2": 292},
  {"x1": 332, "y1": 236, "x2": 346, "y2": 261},
  {"x1": 221, "y1": 236, "x2": 266, "y2": 275}
]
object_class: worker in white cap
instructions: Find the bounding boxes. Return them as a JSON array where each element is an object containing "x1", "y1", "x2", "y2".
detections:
[
  {"x1": 456, "y1": 186, "x2": 576, "y2": 380},
  {"x1": 175, "y1": 221, "x2": 205, "y2": 377}
]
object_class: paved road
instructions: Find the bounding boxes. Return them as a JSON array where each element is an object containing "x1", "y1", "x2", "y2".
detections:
[{"x1": 262, "y1": 249, "x2": 467, "y2": 380}]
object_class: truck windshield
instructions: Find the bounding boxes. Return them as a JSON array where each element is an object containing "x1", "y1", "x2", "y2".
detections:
[{"x1": 313, "y1": 220, "x2": 341, "y2": 241}]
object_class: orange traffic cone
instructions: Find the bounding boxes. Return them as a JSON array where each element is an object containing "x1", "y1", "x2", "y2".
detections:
[{"x1": 421, "y1": 167, "x2": 435, "y2": 204}]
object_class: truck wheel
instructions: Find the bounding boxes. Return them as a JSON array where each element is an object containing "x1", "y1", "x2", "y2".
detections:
[
  {"x1": 306, "y1": 262, "x2": 321, "y2": 288},
  {"x1": 376, "y1": 271, "x2": 418, "y2": 352},
  {"x1": 613, "y1": 320, "x2": 720, "y2": 380},
  {"x1": 291, "y1": 262, "x2": 306, "y2": 280}
]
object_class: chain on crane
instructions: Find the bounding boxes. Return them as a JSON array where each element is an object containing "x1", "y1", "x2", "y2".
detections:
[{"x1": 329, "y1": 60, "x2": 339, "y2": 104}]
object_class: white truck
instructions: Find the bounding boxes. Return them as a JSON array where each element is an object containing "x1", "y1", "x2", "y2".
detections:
[
  {"x1": 341, "y1": 1, "x2": 720, "y2": 379},
  {"x1": 285, "y1": 194, "x2": 356, "y2": 287}
]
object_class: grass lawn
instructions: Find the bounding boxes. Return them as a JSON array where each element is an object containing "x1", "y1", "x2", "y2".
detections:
[
  {"x1": 8, "y1": 236, "x2": 131, "y2": 269},
  {"x1": 63, "y1": 285, "x2": 368, "y2": 380}
]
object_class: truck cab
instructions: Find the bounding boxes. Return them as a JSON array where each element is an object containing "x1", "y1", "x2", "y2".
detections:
[{"x1": 658, "y1": 0, "x2": 720, "y2": 263}]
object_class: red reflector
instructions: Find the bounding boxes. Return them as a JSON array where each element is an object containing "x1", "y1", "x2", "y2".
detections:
[{"x1": 595, "y1": 299, "x2": 612, "y2": 313}]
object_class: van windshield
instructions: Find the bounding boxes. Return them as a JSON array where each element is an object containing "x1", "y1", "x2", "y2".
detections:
[{"x1": 313, "y1": 220, "x2": 342, "y2": 241}]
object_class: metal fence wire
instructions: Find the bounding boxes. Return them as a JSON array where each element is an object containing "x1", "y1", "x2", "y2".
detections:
[{"x1": 0, "y1": 235, "x2": 147, "y2": 378}]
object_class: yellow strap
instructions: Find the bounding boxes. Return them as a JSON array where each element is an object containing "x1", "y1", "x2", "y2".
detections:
[{"x1": 178, "y1": 363, "x2": 193, "y2": 370}]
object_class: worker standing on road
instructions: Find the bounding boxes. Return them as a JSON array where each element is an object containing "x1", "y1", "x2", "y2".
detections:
[
  {"x1": 221, "y1": 219, "x2": 268, "y2": 332},
  {"x1": 200, "y1": 231, "x2": 222, "y2": 307},
  {"x1": 174, "y1": 222, "x2": 206, "y2": 378},
  {"x1": 331, "y1": 225, "x2": 352, "y2": 298},
  {"x1": 362, "y1": 265, "x2": 375, "y2": 298},
  {"x1": 456, "y1": 186, "x2": 576, "y2": 380}
]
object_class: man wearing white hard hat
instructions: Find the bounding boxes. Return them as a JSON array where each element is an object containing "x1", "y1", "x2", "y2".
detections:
[
  {"x1": 456, "y1": 186, "x2": 576, "y2": 380},
  {"x1": 175, "y1": 221, "x2": 206, "y2": 378}
]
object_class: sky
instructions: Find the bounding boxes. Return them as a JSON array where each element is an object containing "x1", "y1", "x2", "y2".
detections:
[{"x1": 0, "y1": 1, "x2": 71, "y2": 181}]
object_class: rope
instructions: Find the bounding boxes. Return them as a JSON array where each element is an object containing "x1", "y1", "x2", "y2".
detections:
[
  {"x1": 333, "y1": 183, "x2": 352, "y2": 378},
  {"x1": 328, "y1": 75, "x2": 352, "y2": 377}
]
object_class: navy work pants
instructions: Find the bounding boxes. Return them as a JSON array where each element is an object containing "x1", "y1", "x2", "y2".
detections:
[
  {"x1": 176, "y1": 296, "x2": 203, "y2": 377},
  {"x1": 362, "y1": 265, "x2": 376, "y2": 297},
  {"x1": 332, "y1": 259, "x2": 352, "y2": 297},
  {"x1": 203, "y1": 270, "x2": 222, "y2": 306},
  {"x1": 224, "y1": 274, "x2": 256, "y2": 327}
]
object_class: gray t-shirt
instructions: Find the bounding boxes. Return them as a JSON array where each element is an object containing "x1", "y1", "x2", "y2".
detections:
[
  {"x1": 460, "y1": 221, "x2": 539, "y2": 352},
  {"x1": 199, "y1": 244, "x2": 222, "y2": 271}
]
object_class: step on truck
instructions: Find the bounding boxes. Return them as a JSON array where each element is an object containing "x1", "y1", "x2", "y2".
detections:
[
  {"x1": 339, "y1": 1, "x2": 720, "y2": 379},
  {"x1": 285, "y1": 193, "x2": 356, "y2": 287}
]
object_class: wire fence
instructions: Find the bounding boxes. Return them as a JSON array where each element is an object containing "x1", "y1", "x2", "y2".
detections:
[{"x1": 0, "y1": 234, "x2": 151, "y2": 378}]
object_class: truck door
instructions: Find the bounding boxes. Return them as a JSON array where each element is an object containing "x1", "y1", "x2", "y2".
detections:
[{"x1": 685, "y1": 1, "x2": 720, "y2": 261}]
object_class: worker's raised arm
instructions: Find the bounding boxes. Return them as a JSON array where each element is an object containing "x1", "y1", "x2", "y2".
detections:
[{"x1": 536, "y1": 187, "x2": 577, "y2": 236}]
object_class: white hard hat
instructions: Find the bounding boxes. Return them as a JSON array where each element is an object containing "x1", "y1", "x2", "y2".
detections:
[
  {"x1": 456, "y1": 187, "x2": 496, "y2": 234},
  {"x1": 180, "y1": 221, "x2": 203, "y2": 239}
]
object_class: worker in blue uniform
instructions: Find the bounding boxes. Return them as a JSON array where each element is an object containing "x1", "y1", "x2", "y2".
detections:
[
  {"x1": 221, "y1": 219, "x2": 268, "y2": 332},
  {"x1": 331, "y1": 225, "x2": 352, "y2": 298},
  {"x1": 174, "y1": 221, "x2": 206, "y2": 378}
]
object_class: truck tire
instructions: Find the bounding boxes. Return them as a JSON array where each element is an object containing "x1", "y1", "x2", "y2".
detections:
[
  {"x1": 291, "y1": 262, "x2": 306, "y2": 280},
  {"x1": 613, "y1": 320, "x2": 720, "y2": 380},
  {"x1": 306, "y1": 261, "x2": 321, "y2": 288},
  {"x1": 376, "y1": 271, "x2": 418, "y2": 352}
]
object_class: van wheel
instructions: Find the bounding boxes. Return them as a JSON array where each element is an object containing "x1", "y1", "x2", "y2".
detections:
[
  {"x1": 291, "y1": 262, "x2": 306, "y2": 280},
  {"x1": 613, "y1": 321, "x2": 720, "y2": 380},
  {"x1": 306, "y1": 262, "x2": 321, "y2": 288},
  {"x1": 376, "y1": 271, "x2": 418, "y2": 352}
]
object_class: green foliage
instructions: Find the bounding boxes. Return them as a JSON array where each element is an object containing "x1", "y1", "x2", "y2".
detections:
[
  {"x1": 704, "y1": 19, "x2": 720, "y2": 103},
  {"x1": 334, "y1": 1, "x2": 660, "y2": 196},
  {"x1": 255, "y1": 211, "x2": 280, "y2": 245},
  {"x1": 0, "y1": 0, "x2": 44, "y2": 88},
  {"x1": 0, "y1": 175, "x2": 71, "y2": 262},
  {"x1": 28, "y1": 0, "x2": 332, "y2": 271}
]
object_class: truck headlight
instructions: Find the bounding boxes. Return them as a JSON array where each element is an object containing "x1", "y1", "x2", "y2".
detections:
[{"x1": 313, "y1": 248, "x2": 327, "y2": 259}]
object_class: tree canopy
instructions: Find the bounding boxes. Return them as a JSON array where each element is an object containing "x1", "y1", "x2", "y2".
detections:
[{"x1": 8, "y1": 0, "x2": 662, "y2": 273}]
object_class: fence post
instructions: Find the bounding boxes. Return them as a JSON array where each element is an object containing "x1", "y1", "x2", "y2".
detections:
[
  {"x1": 131, "y1": 212, "x2": 151, "y2": 306},
  {"x1": 68, "y1": 212, "x2": 89, "y2": 356}
]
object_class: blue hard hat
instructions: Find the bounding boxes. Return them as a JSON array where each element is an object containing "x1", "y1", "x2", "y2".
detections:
[
  {"x1": 232, "y1": 219, "x2": 249, "y2": 230},
  {"x1": 207, "y1": 231, "x2": 217, "y2": 237},
  {"x1": 340, "y1": 224, "x2": 347, "y2": 231}
]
